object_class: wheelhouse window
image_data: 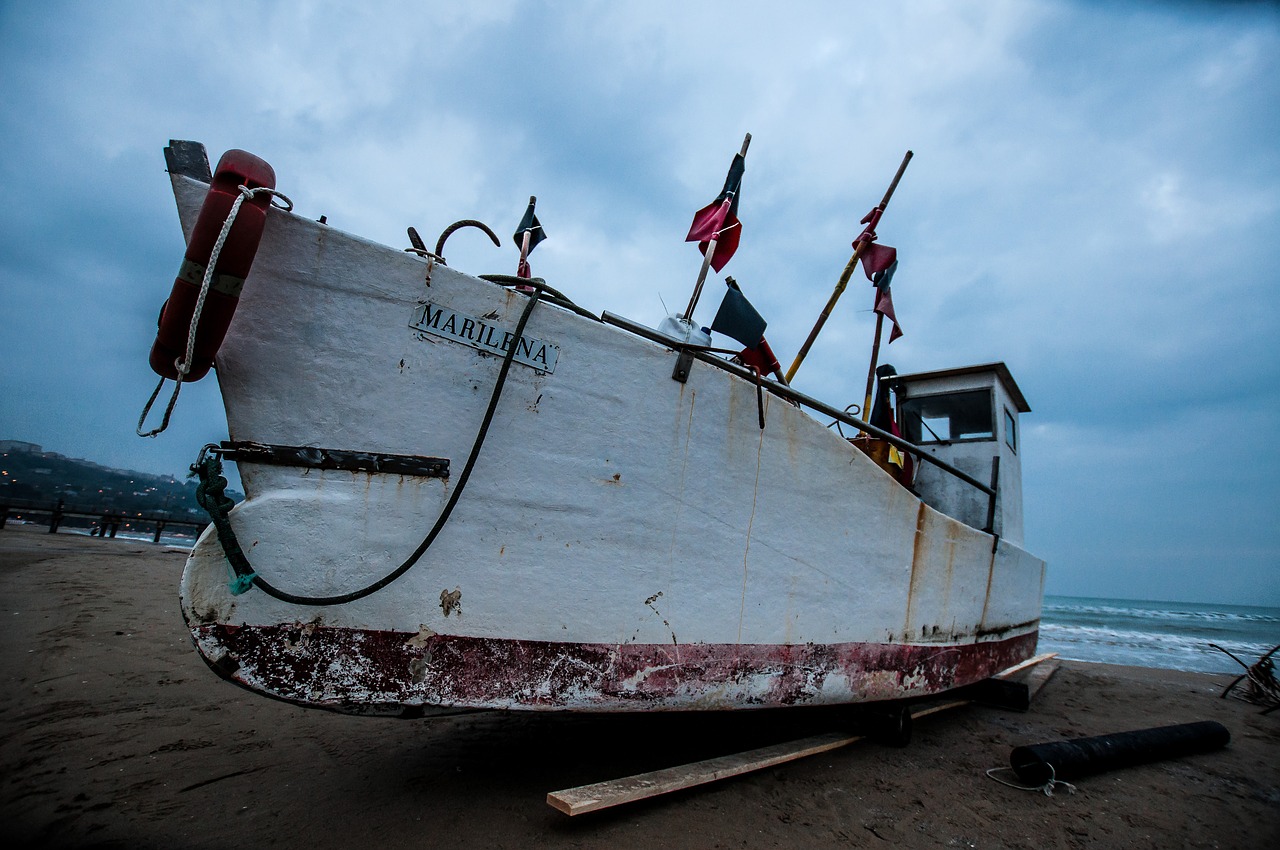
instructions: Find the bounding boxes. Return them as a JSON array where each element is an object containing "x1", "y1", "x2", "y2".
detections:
[
  {"x1": 900, "y1": 390, "x2": 994, "y2": 444},
  {"x1": 1005, "y1": 407, "x2": 1018, "y2": 452}
]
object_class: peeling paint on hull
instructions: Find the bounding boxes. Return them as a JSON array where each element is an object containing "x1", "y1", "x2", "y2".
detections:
[{"x1": 191, "y1": 622, "x2": 1039, "y2": 713}]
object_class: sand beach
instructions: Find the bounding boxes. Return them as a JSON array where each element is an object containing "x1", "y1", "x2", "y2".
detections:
[{"x1": 1, "y1": 524, "x2": 1275, "y2": 848}]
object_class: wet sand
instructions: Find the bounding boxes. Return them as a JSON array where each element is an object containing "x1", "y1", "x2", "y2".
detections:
[{"x1": 1, "y1": 525, "x2": 1276, "y2": 848}]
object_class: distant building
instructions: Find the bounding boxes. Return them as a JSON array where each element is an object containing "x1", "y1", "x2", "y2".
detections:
[{"x1": 0, "y1": 440, "x2": 42, "y2": 454}]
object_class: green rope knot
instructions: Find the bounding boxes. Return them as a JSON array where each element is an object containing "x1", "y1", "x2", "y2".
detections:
[
  {"x1": 194, "y1": 457, "x2": 234, "y2": 515},
  {"x1": 192, "y1": 451, "x2": 258, "y2": 597},
  {"x1": 228, "y1": 572, "x2": 258, "y2": 595}
]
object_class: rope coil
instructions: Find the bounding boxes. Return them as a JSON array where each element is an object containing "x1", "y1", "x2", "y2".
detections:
[{"x1": 985, "y1": 765, "x2": 1077, "y2": 797}]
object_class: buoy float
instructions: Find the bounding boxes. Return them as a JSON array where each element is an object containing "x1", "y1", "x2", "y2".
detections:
[{"x1": 148, "y1": 149, "x2": 276, "y2": 381}]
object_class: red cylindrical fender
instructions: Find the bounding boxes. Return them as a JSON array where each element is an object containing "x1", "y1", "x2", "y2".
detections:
[{"x1": 149, "y1": 149, "x2": 276, "y2": 381}]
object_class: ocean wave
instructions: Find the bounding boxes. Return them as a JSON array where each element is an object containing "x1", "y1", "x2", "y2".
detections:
[
  {"x1": 1042, "y1": 601, "x2": 1280, "y2": 625},
  {"x1": 1038, "y1": 623, "x2": 1273, "y2": 673},
  {"x1": 1041, "y1": 623, "x2": 1265, "y2": 653},
  {"x1": 61, "y1": 527, "x2": 197, "y2": 548}
]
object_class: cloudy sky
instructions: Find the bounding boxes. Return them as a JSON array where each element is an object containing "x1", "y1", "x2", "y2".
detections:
[{"x1": 1, "y1": 1, "x2": 1277, "y2": 605}]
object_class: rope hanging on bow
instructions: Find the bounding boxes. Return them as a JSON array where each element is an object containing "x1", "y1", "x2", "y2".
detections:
[{"x1": 137, "y1": 185, "x2": 293, "y2": 437}]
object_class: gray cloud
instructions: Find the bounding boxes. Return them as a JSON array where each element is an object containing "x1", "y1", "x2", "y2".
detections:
[{"x1": 1, "y1": 0, "x2": 1276, "y2": 603}]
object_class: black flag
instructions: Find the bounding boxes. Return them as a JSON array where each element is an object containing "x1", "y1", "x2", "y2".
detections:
[
  {"x1": 513, "y1": 199, "x2": 546, "y2": 252},
  {"x1": 711, "y1": 278, "x2": 766, "y2": 348}
]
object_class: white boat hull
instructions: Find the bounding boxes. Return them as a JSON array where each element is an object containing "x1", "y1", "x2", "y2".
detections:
[{"x1": 172, "y1": 170, "x2": 1045, "y2": 714}]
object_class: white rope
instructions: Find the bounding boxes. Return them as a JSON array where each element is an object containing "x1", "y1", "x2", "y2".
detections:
[
  {"x1": 136, "y1": 184, "x2": 293, "y2": 438},
  {"x1": 136, "y1": 375, "x2": 182, "y2": 438},
  {"x1": 985, "y1": 765, "x2": 1077, "y2": 797},
  {"x1": 178, "y1": 185, "x2": 293, "y2": 380}
]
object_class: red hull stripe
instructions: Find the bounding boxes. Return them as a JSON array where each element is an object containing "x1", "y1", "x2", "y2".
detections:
[{"x1": 195, "y1": 623, "x2": 1039, "y2": 711}]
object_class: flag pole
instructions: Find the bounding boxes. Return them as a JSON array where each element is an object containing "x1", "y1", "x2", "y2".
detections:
[
  {"x1": 784, "y1": 150, "x2": 912, "y2": 384},
  {"x1": 861, "y1": 311, "x2": 886, "y2": 421},
  {"x1": 683, "y1": 133, "x2": 751, "y2": 322}
]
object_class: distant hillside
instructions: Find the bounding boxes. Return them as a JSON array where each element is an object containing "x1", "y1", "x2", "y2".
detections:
[{"x1": 0, "y1": 440, "x2": 242, "y2": 520}]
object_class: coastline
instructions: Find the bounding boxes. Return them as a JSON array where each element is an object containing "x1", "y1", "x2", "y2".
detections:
[
  {"x1": 1, "y1": 525, "x2": 1275, "y2": 848},
  {"x1": 1040, "y1": 594, "x2": 1280, "y2": 675}
]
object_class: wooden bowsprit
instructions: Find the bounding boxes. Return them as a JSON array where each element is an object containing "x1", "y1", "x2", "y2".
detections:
[{"x1": 545, "y1": 653, "x2": 1059, "y2": 816}]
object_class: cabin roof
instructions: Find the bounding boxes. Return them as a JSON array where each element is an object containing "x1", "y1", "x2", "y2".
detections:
[{"x1": 894, "y1": 361, "x2": 1031, "y2": 413}]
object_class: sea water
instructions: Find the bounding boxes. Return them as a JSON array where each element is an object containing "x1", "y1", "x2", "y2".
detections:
[
  {"x1": 1039, "y1": 595, "x2": 1280, "y2": 674},
  {"x1": 60, "y1": 525, "x2": 199, "y2": 549}
]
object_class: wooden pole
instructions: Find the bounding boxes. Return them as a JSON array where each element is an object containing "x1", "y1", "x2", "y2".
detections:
[
  {"x1": 682, "y1": 134, "x2": 751, "y2": 322},
  {"x1": 785, "y1": 150, "x2": 912, "y2": 384},
  {"x1": 682, "y1": 236, "x2": 718, "y2": 321},
  {"x1": 860, "y1": 311, "x2": 886, "y2": 421},
  {"x1": 784, "y1": 244, "x2": 870, "y2": 383}
]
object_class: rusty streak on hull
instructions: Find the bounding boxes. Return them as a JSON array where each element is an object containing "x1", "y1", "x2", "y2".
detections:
[{"x1": 191, "y1": 622, "x2": 1039, "y2": 714}]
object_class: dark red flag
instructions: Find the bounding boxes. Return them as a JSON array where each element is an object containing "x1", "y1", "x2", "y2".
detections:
[
  {"x1": 686, "y1": 153, "x2": 745, "y2": 272},
  {"x1": 871, "y1": 260, "x2": 903, "y2": 342},
  {"x1": 738, "y1": 338, "x2": 782, "y2": 377},
  {"x1": 860, "y1": 242, "x2": 897, "y2": 279}
]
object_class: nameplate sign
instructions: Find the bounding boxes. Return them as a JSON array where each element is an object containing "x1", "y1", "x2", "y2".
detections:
[{"x1": 409, "y1": 303, "x2": 559, "y2": 373}]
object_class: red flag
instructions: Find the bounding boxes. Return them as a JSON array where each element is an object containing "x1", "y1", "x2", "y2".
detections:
[
  {"x1": 686, "y1": 198, "x2": 729, "y2": 243},
  {"x1": 692, "y1": 215, "x2": 740, "y2": 272},
  {"x1": 853, "y1": 205, "x2": 896, "y2": 279},
  {"x1": 686, "y1": 152, "x2": 745, "y2": 272},
  {"x1": 871, "y1": 259, "x2": 902, "y2": 342},
  {"x1": 860, "y1": 242, "x2": 897, "y2": 279},
  {"x1": 738, "y1": 338, "x2": 782, "y2": 377},
  {"x1": 874, "y1": 286, "x2": 903, "y2": 343}
]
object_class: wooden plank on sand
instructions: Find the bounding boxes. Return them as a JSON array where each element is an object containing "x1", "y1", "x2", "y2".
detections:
[
  {"x1": 1023, "y1": 659, "x2": 1060, "y2": 701},
  {"x1": 995, "y1": 652, "x2": 1058, "y2": 680},
  {"x1": 909, "y1": 699, "x2": 971, "y2": 720},
  {"x1": 546, "y1": 653, "x2": 1060, "y2": 816},
  {"x1": 546, "y1": 731, "x2": 859, "y2": 816},
  {"x1": 968, "y1": 653, "x2": 1060, "y2": 711}
]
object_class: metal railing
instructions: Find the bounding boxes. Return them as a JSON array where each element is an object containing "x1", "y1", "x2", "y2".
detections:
[{"x1": 600, "y1": 311, "x2": 1000, "y2": 530}]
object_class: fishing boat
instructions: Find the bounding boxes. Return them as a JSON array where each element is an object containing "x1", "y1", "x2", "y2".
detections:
[{"x1": 148, "y1": 140, "x2": 1044, "y2": 716}]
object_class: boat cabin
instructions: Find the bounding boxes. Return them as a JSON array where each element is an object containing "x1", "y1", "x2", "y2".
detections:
[{"x1": 894, "y1": 362, "x2": 1030, "y2": 544}]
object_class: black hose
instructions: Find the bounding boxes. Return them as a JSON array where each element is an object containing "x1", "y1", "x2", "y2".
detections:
[
  {"x1": 202, "y1": 285, "x2": 544, "y2": 606},
  {"x1": 478, "y1": 275, "x2": 599, "y2": 321}
]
